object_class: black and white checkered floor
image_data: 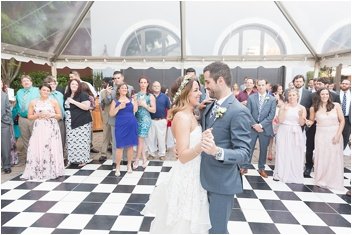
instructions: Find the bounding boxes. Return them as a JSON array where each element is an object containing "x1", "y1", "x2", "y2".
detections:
[{"x1": 1, "y1": 159, "x2": 351, "y2": 234}]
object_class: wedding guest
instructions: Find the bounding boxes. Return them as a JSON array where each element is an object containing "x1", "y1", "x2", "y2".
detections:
[
  {"x1": 133, "y1": 76, "x2": 156, "y2": 169},
  {"x1": 64, "y1": 79, "x2": 92, "y2": 167},
  {"x1": 109, "y1": 83, "x2": 138, "y2": 176},
  {"x1": 21, "y1": 84, "x2": 64, "y2": 180},
  {"x1": 273, "y1": 89, "x2": 306, "y2": 183},
  {"x1": 1, "y1": 80, "x2": 13, "y2": 174},
  {"x1": 15, "y1": 75, "x2": 40, "y2": 159},
  {"x1": 241, "y1": 79, "x2": 276, "y2": 178},
  {"x1": 339, "y1": 79, "x2": 351, "y2": 150},
  {"x1": 146, "y1": 81, "x2": 170, "y2": 160},
  {"x1": 307, "y1": 88, "x2": 345, "y2": 191},
  {"x1": 237, "y1": 77, "x2": 257, "y2": 106},
  {"x1": 232, "y1": 83, "x2": 240, "y2": 98}
]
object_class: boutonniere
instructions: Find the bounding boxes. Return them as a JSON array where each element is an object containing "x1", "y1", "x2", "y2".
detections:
[
  {"x1": 215, "y1": 107, "x2": 227, "y2": 119},
  {"x1": 264, "y1": 96, "x2": 270, "y2": 102}
]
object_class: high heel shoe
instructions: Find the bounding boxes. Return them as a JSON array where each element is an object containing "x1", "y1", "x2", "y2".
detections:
[
  {"x1": 115, "y1": 168, "x2": 121, "y2": 177},
  {"x1": 142, "y1": 157, "x2": 149, "y2": 168},
  {"x1": 127, "y1": 165, "x2": 133, "y2": 173},
  {"x1": 132, "y1": 159, "x2": 139, "y2": 169}
]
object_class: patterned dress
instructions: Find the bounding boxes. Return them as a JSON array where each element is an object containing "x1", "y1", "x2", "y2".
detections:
[
  {"x1": 135, "y1": 92, "x2": 152, "y2": 137},
  {"x1": 21, "y1": 99, "x2": 64, "y2": 180}
]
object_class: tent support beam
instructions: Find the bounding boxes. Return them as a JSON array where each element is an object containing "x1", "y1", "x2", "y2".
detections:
[
  {"x1": 50, "y1": 1, "x2": 94, "y2": 62},
  {"x1": 274, "y1": 1, "x2": 318, "y2": 60},
  {"x1": 180, "y1": 1, "x2": 186, "y2": 71}
]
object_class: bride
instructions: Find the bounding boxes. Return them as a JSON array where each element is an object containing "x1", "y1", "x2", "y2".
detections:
[{"x1": 141, "y1": 75, "x2": 211, "y2": 233}]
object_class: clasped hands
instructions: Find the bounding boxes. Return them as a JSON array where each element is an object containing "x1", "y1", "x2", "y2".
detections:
[
  {"x1": 252, "y1": 123, "x2": 263, "y2": 132},
  {"x1": 201, "y1": 128, "x2": 218, "y2": 156}
]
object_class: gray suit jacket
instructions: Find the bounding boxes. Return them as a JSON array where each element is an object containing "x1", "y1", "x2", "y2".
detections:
[
  {"x1": 200, "y1": 95, "x2": 252, "y2": 195},
  {"x1": 247, "y1": 93, "x2": 276, "y2": 136},
  {"x1": 1, "y1": 91, "x2": 12, "y2": 126}
]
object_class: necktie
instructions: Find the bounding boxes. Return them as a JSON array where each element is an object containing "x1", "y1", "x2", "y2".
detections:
[
  {"x1": 210, "y1": 102, "x2": 219, "y2": 120},
  {"x1": 342, "y1": 92, "x2": 347, "y2": 116},
  {"x1": 258, "y1": 95, "x2": 264, "y2": 121}
]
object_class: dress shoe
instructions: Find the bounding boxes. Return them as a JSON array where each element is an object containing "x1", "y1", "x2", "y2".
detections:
[
  {"x1": 346, "y1": 190, "x2": 351, "y2": 197},
  {"x1": 258, "y1": 169, "x2": 268, "y2": 178},
  {"x1": 107, "y1": 147, "x2": 112, "y2": 153},
  {"x1": 99, "y1": 156, "x2": 107, "y2": 162},
  {"x1": 240, "y1": 168, "x2": 248, "y2": 175},
  {"x1": 90, "y1": 148, "x2": 99, "y2": 153},
  {"x1": 4, "y1": 168, "x2": 11, "y2": 174},
  {"x1": 121, "y1": 160, "x2": 128, "y2": 165},
  {"x1": 147, "y1": 155, "x2": 155, "y2": 160},
  {"x1": 304, "y1": 168, "x2": 312, "y2": 177}
]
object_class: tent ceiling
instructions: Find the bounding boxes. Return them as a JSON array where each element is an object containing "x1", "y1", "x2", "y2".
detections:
[{"x1": 1, "y1": 1, "x2": 351, "y2": 69}]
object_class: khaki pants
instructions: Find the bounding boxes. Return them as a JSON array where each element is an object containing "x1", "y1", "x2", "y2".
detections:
[{"x1": 18, "y1": 116, "x2": 34, "y2": 158}]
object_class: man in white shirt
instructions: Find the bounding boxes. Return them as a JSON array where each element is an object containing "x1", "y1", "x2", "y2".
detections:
[{"x1": 339, "y1": 79, "x2": 351, "y2": 149}]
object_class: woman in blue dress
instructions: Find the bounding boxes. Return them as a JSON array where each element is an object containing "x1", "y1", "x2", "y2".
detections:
[
  {"x1": 109, "y1": 83, "x2": 138, "y2": 176},
  {"x1": 133, "y1": 76, "x2": 156, "y2": 169}
]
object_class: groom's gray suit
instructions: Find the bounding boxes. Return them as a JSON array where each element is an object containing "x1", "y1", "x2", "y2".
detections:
[{"x1": 200, "y1": 95, "x2": 252, "y2": 234}]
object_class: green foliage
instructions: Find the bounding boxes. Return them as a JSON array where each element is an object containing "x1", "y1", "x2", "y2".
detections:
[
  {"x1": 198, "y1": 74, "x2": 205, "y2": 85},
  {"x1": 92, "y1": 71, "x2": 103, "y2": 91},
  {"x1": 306, "y1": 71, "x2": 314, "y2": 80}
]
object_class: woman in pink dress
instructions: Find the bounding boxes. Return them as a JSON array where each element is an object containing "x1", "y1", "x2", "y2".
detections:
[
  {"x1": 273, "y1": 89, "x2": 306, "y2": 183},
  {"x1": 307, "y1": 88, "x2": 345, "y2": 191},
  {"x1": 21, "y1": 84, "x2": 64, "y2": 181}
]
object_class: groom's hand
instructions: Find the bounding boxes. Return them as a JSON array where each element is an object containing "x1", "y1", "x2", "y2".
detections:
[{"x1": 198, "y1": 98, "x2": 215, "y2": 110}]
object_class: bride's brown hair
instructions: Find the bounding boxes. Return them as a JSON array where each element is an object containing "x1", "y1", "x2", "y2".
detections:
[{"x1": 168, "y1": 76, "x2": 199, "y2": 121}]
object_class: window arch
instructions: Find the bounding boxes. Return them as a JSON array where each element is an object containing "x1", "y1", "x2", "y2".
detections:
[
  {"x1": 322, "y1": 24, "x2": 351, "y2": 54},
  {"x1": 218, "y1": 24, "x2": 286, "y2": 56},
  {"x1": 121, "y1": 25, "x2": 181, "y2": 56}
]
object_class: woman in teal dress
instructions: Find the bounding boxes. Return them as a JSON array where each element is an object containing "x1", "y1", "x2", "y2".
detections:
[{"x1": 133, "y1": 76, "x2": 156, "y2": 169}]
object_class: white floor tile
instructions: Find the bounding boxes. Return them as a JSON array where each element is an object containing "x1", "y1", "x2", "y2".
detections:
[
  {"x1": 2, "y1": 200, "x2": 36, "y2": 212},
  {"x1": 80, "y1": 164, "x2": 102, "y2": 170},
  {"x1": 294, "y1": 192, "x2": 324, "y2": 202},
  {"x1": 118, "y1": 177, "x2": 141, "y2": 185},
  {"x1": 253, "y1": 190, "x2": 280, "y2": 200},
  {"x1": 111, "y1": 215, "x2": 144, "y2": 231},
  {"x1": 242, "y1": 209, "x2": 273, "y2": 223},
  {"x1": 63, "y1": 175, "x2": 87, "y2": 183},
  {"x1": 237, "y1": 198, "x2": 266, "y2": 210},
  {"x1": 1, "y1": 189, "x2": 30, "y2": 200},
  {"x1": 282, "y1": 200, "x2": 313, "y2": 213},
  {"x1": 1, "y1": 181, "x2": 27, "y2": 190},
  {"x1": 64, "y1": 169, "x2": 79, "y2": 175},
  {"x1": 330, "y1": 226, "x2": 352, "y2": 234},
  {"x1": 57, "y1": 214, "x2": 94, "y2": 229},
  {"x1": 61, "y1": 191, "x2": 90, "y2": 202},
  {"x1": 275, "y1": 223, "x2": 308, "y2": 234},
  {"x1": 242, "y1": 177, "x2": 253, "y2": 190},
  {"x1": 3, "y1": 212, "x2": 44, "y2": 227},
  {"x1": 47, "y1": 201, "x2": 81, "y2": 214},
  {"x1": 95, "y1": 202, "x2": 125, "y2": 216},
  {"x1": 80, "y1": 229, "x2": 110, "y2": 234},
  {"x1": 314, "y1": 192, "x2": 348, "y2": 203},
  {"x1": 104, "y1": 193, "x2": 131, "y2": 204},
  {"x1": 144, "y1": 166, "x2": 162, "y2": 172},
  {"x1": 89, "y1": 170, "x2": 111, "y2": 177},
  {"x1": 290, "y1": 211, "x2": 327, "y2": 226},
  {"x1": 81, "y1": 176, "x2": 105, "y2": 184},
  {"x1": 92, "y1": 184, "x2": 117, "y2": 193},
  {"x1": 132, "y1": 185, "x2": 155, "y2": 194},
  {"x1": 32, "y1": 182, "x2": 62, "y2": 191},
  {"x1": 228, "y1": 221, "x2": 252, "y2": 234},
  {"x1": 265, "y1": 180, "x2": 293, "y2": 191},
  {"x1": 22, "y1": 227, "x2": 55, "y2": 234},
  {"x1": 38, "y1": 190, "x2": 69, "y2": 201}
]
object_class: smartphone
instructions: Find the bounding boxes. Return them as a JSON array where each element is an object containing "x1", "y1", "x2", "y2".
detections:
[{"x1": 108, "y1": 80, "x2": 114, "y2": 87}]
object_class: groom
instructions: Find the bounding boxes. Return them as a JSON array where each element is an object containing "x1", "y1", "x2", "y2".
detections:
[{"x1": 200, "y1": 61, "x2": 252, "y2": 234}]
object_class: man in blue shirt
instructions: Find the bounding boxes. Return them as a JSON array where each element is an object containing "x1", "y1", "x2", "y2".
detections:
[
  {"x1": 146, "y1": 81, "x2": 170, "y2": 160},
  {"x1": 15, "y1": 75, "x2": 40, "y2": 159}
]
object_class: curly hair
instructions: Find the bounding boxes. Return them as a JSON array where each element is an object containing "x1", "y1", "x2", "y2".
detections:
[{"x1": 167, "y1": 76, "x2": 199, "y2": 120}]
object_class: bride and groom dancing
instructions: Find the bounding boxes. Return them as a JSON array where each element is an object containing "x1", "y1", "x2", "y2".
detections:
[{"x1": 141, "y1": 61, "x2": 252, "y2": 234}]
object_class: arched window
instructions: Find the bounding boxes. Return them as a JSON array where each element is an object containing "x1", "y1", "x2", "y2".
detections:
[
  {"x1": 322, "y1": 24, "x2": 351, "y2": 54},
  {"x1": 121, "y1": 26, "x2": 181, "y2": 56},
  {"x1": 218, "y1": 24, "x2": 286, "y2": 56}
]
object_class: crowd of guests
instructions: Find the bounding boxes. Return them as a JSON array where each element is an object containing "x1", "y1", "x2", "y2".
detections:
[{"x1": 1, "y1": 68, "x2": 350, "y2": 195}]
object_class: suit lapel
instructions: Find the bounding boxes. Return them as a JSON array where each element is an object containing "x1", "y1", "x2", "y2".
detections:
[
  {"x1": 207, "y1": 95, "x2": 235, "y2": 128},
  {"x1": 203, "y1": 101, "x2": 215, "y2": 129}
]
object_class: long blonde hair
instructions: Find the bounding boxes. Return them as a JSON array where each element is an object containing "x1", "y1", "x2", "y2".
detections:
[{"x1": 168, "y1": 76, "x2": 199, "y2": 121}]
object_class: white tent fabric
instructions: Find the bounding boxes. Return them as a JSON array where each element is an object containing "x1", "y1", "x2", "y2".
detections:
[{"x1": 1, "y1": 1, "x2": 351, "y2": 70}]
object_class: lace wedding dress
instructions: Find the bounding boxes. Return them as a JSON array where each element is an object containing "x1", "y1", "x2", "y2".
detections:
[{"x1": 141, "y1": 125, "x2": 211, "y2": 234}]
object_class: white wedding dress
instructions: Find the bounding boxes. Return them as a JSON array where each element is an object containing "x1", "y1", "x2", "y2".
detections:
[{"x1": 141, "y1": 125, "x2": 211, "y2": 234}]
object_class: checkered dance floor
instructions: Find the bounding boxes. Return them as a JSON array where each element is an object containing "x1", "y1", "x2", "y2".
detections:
[{"x1": 1, "y1": 160, "x2": 351, "y2": 234}]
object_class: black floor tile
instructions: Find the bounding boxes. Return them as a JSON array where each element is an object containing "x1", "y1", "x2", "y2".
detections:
[
  {"x1": 286, "y1": 183, "x2": 312, "y2": 192},
  {"x1": 304, "y1": 201, "x2": 337, "y2": 213},
  {"x1": 1, "y1": 212, "x2": 19, "y2": 226},
  {"x1": 316, "y1": 213, "x2": 351, "y2": 227},
  {"x1": 19, "y1": 190, "x2": 48, "y2": 200},
  {"x1": 15, "y1": 182, "x2": 41, "y2": 190},
  {"x1": 139, "y1": 216, "x2": 153, "y2": 231},
  {"x1": 327, "y1": 202, "x2": 351, "y2": 214},
  {"x1": 229, "y1": 208, "x2": 246, "y2": 221},
  {"x1": 245, "y1": 175, "x2": 267, "y2": 183},
  {"x1": 73, "y1": 170, "x2": 94, "y2": 176},
  {"x1": 127, "y1": 194, "x2": 149, "y2": 204},
  {"x1": 305, "y1": 185, "x2": 332, "y2": 193},
  {"x1": 260, "y1": 199, "x2": 288, "y2": 211},
  {"x1": 98, "y1": 165, "x2": 113, "y2": 170},
  {"x1": 53, "y1": 183, "x2": 79, "y2": 191},
  {"x1": 148, "y1": 161, "x2": 163, "y2": 166},
  {"x1": 113, "y1": 185, "x2": 135, "y2": 193},
  {"x1": 266, "y1": 211, "x2": 299, "y2": 224},
  {"x1": 1, "y1": 226, "x2": 26, "y2": 234},
  {"x1": 24, "y1": 201, "x2": 57, "y2": 212},
  {"x1": 110, "y1": 231, "x2": 137, "y2": 234},
  {"x1": 236, "y1": 189, "x2": 258, "y2": 199},
  {"x1": 1, "y1": 189, "x2": 10, "y2": 195},
  {"x1": 339, "y1": 194, "x2": 351, "y2": 204},
  {"x1": 248, "y1": 182, "x2": 271, "y2": 190},
  {"x1": 72, "y1": 202, "x2": 102, "y2": 214},
  {"x1": 52, "y1": 228, "x2": 81, "y2": 234},
  {"x1": 84, "y1": 215, "x2": 118, "y2": 230},
  {"x1": 274, "y1": 191, "x2": 301, "y2": 201},
  {"x1": 83, "y1": 192, "x2": 110, "y2": 202},
  {"x1": 248, "y1": 222, "x2": 280, "y2": 234},
  {"x1": 161, "y1": 167, "x2": 171, "y2": 172},
  {"x1": 233, "y1": 198, "x2": 240, "y2": 208},
  {"x1": 101, "y1": 176, "x2": 122, "y2": 184},
  {"x1": 1, "y1": 200, "x2": 14, "y2": 209},
  {"x1": 73, "y1": 184, "x2": 97, "y2": 192},
  {"x1": 141, "y1": 172, "x2": 160, "y2": 179},
  {"x1": 31, "y1": 213, "x2": 68, "y2": 228},
  {"x1": 137, "y1": 178, "x2": 158, "y2": 185},
  {"x1": 303, "y1": 225, "x2": 335, "y2": 234}
]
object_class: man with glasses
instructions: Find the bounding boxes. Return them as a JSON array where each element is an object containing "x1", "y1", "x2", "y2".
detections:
[{"x1": 339, "y1": 79, "x2": 351, "y2": 150}]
